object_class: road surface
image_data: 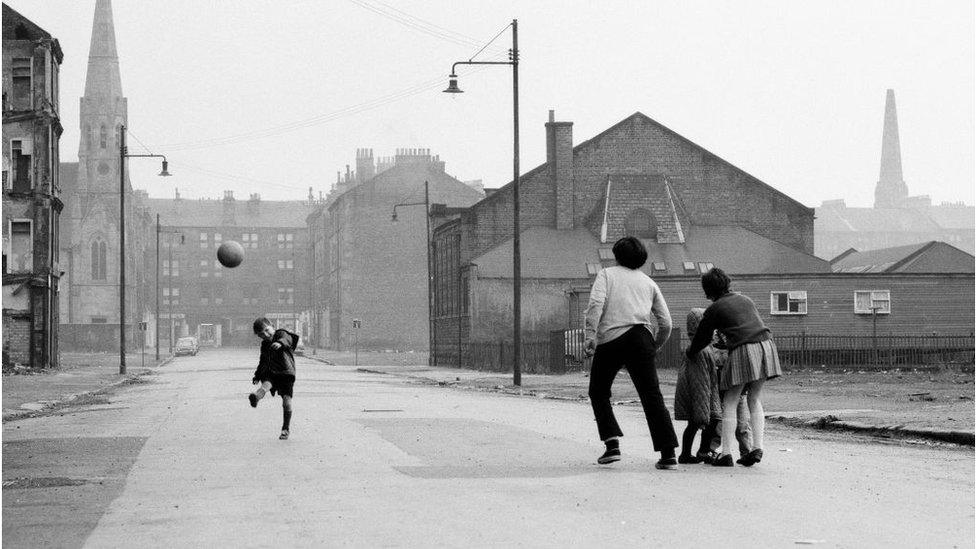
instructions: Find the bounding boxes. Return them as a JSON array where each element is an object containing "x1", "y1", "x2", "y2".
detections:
[{"x1": 4, "y1": 348, "x2": 973, "y2": 548}]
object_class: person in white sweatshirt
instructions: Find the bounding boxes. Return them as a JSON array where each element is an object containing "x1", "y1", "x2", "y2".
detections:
[{"x1": 584, "y1": 236, "x2": 679, "y2": 470}]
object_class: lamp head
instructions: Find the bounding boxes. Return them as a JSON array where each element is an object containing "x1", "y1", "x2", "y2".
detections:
[
  {"x1": 158, "y1": 160, "x2": 172, "y2": 177},
  {"x1": 391, "y1": 212, "x2": 398, "y2": 222},
  {"x1": 443, "y1": 74, "x2": 463, "y2": 94}
]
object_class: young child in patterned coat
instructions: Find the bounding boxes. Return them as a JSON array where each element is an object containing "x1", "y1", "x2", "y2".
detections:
[{"x1": 674, "y1": 309, "x2": 722, "y2": 463}]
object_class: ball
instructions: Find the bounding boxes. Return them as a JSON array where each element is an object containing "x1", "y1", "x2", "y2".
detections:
[{"x1": 216, "y1": 240, "x2": 245, "y2": 268}]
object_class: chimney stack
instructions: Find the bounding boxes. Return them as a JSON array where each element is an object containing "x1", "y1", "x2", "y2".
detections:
[{"x1": 546, "y1": 110, "x2": 575, "y2": 230}]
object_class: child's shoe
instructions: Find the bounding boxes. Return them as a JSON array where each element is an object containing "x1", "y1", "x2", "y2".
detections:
[
  {"x1": 678, "y1": 454, "x2": 703, "y2": 464},
  {"x1": 711, "y1": 453, "x2": 734, "y2": 467},
  {"x1": 279, "y1": 429, "x2": 289, "y2": 440},
  {"x1": 597, "y1": 447, "x2": 621, "y2": 464},
  {"x1": 248, "y1": 393, "x2": 258, "y2": 408},
  {"x1": 738, "y1": 448, "x2": 763, "y2": 467},
  {"x1": 655, "y1": 457, "x2": 678, "y2": 470}
]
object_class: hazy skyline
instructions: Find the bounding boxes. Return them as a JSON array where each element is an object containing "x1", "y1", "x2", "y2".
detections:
[{"x1": 9, "y1": 0, "x2": 975, "y2": 207}]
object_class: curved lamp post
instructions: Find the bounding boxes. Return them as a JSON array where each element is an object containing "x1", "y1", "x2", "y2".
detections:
[
  {"x1": 443, "y1": 19, "x2": 521, "y2": 386},
  {"x1": 119, "y1": 124, "x2": 170, "y2": 374}
]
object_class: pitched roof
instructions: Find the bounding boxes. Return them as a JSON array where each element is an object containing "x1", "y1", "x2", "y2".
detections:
[
  {"x1": 831, "y1": 241, "x2": 975, "y2": 273},
  {"x1": 145, "y1": 198, "x2": 315, "y2": 228},
  {"x1": 815, "y1": 203, "x2": 974, "y2": 232},
  {"x1": 472, "y1": 112, "x2": 810, "y2": 215},
  {"x1": 471, "y1": 225, "x2": 829, "y2": 279}
]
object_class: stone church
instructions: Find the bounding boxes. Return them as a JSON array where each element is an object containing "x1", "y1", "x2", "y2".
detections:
[
  {"x1": 59, "y1": 0, "x2": 156, "y2": 349},
  {"x1": 815, "y1": 90, "x2": 974, "y2": 258}
]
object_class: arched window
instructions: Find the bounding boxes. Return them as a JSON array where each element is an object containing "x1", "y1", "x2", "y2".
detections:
[
  {"x1": 624, "y1": 208, "x2": 658, "y2": 239},
  {"x1": 91, "y1": 239, "x2": 107, "y2": 280},
  {"x1": 99, "y1": 125, "x2": 107, "y2": 149}
]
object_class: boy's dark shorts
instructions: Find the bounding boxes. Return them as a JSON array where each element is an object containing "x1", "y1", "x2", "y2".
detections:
[{"x1": 270, "y1": 374, "x2": 295, "y2": 398}]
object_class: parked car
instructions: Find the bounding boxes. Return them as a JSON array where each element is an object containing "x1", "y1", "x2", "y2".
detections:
[{"x1": 175, "y1": 336, "x2": 199, "y2": 356}]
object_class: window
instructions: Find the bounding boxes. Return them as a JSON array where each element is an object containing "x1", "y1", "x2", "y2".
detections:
[
  {"x1": 598, "y1": 248, "x2": 615, "y2": 261},
  {"x1": 697, "y1": 262, "x2": 709, "y2": 273},
  {"x1": 90, "y1": 316, "x2": 108, "y2": 324},
  {"x1": 170, "y1": 287, "x2": 180, "y2": 306},
  {"x1": 11, "y1": 58, "x2": 31, "y2": 109},
  {"x1": 682, "y1": 261, "x2": 696, "y2": 272},
  {"x1": 624, "y1": 208, "x2": 658, "y2": 239},
  {"x1": 213, "y1": 260, "x2": 222, "y2": 277},
  {"x1": 771, "y1": 291, "x2": 808, "y2": 315},
  {"x1": 277, "y1": 259, "x2": 293, "y2": 270},
  {"x1": 277, "y1": 287, "x2": 294, "y2": 304},
  {"x1": 586, "y1": 262, "x2": 602, "y2": 275},
  {"x1": 170, "y1": 260, "x2": 179, "y2": 277},
  {"x1": 89, "y1": 238, "x2": 107, "y2": 280},
  {"x1": 242, "y1": 232, "x2": 258, "y2": 248},
  {"x1": 855, "y1": 290, "x2": 891, "y2": 314},
  {"x1": 10, "y1": 139, "x2": 32, "y2": 192},
  {"x1": 651, "y1": 261, "x2": 667, "y2": 272},
  {"x1": 100, "y1": 124, "x2": 107, "y2": 149},
  {"x1": 9, "y1": 221, "x2": 33, "y2": 272},
  {"x1": 277, "y1": 233, "x2": 294, "y2": 249},
  {"x1": 214, "y1": 233, "x2": 222, "y2": 245},
  {"x1": 201, "y1": 297, "x2": 209, "y2": 305},
  {"x1": 200, "y1": 259, "x2": 208, "y2": 269},
  {"x1": 200, "y1": 232, "x2": 208, "y2": 249}
]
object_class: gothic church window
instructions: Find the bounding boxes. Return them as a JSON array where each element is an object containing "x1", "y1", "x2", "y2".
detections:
[
  {"x1": 90, "y1": 238, "x2": 107, "y2": 280},
  {"x1": 624, "y1": 208, "x2": 658, "y2": 239},
  {"x1": 100, "y1": 125, "x2": 107, "y2": 149}
]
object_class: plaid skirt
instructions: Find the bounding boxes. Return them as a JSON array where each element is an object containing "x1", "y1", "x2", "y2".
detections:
[{"x1": 720, "y1": 339, "x2": 782, "y2": 391}]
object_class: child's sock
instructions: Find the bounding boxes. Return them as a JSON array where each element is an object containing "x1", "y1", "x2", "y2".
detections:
[
  {"x1": 282, "y1": 409, "x2": 292, "y2": 431},
  {"x1": 680, "y1": 423, "x2": 698, "y2": 458},
  {"x1": 604, "y1": 437, "x2": 619, "y2": 450}
]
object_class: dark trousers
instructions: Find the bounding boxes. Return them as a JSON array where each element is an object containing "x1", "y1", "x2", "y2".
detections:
[{"x1": 588, "y1": 326, "x2": 678, "y2": 452}]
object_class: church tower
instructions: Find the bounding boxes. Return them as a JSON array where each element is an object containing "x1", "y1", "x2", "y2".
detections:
[
  {"x1": 873, "y1": 89, "x2": 909, "y2": 208},
  {"x1": 64, "y1": 0, "x2": 135, "y2": 326}
]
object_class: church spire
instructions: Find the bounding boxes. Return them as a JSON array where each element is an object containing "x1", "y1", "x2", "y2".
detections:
[
  {"x1": 874, "y1": 89, "x2": 909, "y2": 208},
  {"x1": 83, "y1": 0, "x2": 123, "y2": 99}
]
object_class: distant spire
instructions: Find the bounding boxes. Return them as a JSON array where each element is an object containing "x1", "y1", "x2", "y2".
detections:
[
  {"x1": 874, "y1": 89, "x2": 909, "y2": 208},
  {"x1": 83, "y1": 0, "x2": 123, "y2": 99}
]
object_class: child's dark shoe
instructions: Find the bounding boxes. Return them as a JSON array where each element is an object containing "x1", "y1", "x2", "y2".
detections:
[
  {"x1": 248, "y1": 393, "x2": 258, "y2": 408},
  {"x1": 678, "y1": 454, "x2": 702, "y2": 464},
  {"x1": 655, "y1": 457, "x2": 678, "y2": 470},
  {"x1": 279, "y1": 429, "x2": 289, "y2": 440},
  {"x1": 597, "y1": 447, "x2": 621, "y2": 464},
  {"x1": 739, "y1": 448, "x2": 763, "y2": 467},
  {"x1": 711, "y1": 453, "x2": 734, "y2": 467}
]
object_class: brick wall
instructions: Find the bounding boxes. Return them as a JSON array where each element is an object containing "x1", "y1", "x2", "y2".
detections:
[{"x1": 2, "y1": 314, "x2": 31, "y2": 366}]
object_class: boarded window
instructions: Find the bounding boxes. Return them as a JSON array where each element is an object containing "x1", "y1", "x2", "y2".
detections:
[
  {"x1": 854, "y1": 290, "x2": 891, "y2": 314},
  {"x1": 10, "y1": 221, "x2": 33, "y2": 272},
  {"x1": 770, "y1": 291, "x2": 807, "y2": 315},
  {"x1": 624, "y1": 208, "x2": 658, "y2": 239},
  {"x1": 10, "y1": 58, "x2": 31, "y2": 109}
]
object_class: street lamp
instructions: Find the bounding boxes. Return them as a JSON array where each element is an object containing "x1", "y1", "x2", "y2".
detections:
[
  {"x1": 120, "y1": 124, "x2": 170, "y2": 374},
  {"x1": 392, "y1": 180, "x2": 432, "y2": 365},
  {"x1": 443, "y1": 19, "x2": 521, "y2": 385}
]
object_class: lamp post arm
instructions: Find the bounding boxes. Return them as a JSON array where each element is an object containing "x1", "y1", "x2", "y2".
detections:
[
  {"x1": 451, "y1": 60, "x2": 513, "y2": 74},
  {"x1": 123, "y1": 152, "x2": 168, "y2": 161}
]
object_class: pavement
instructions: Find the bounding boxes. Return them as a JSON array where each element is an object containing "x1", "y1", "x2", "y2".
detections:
[
  {"x1": 3, "y1": 348, "x2": 973, "y2": 548},
  {"x1": 3, "y1": 348, "x2": 974, "y2": 446}
]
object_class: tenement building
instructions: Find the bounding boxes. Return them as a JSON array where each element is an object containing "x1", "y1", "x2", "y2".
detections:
[
  {"x1": 2, "y1": 5, "x2": 64, "y2": 367},
  {"x1": 815, "y1": 90, "x2": 974, "y2": 258},
  {"x1": 147, "y1": 191, "x2": 315, "y2": 347},
  {"x1": 306, "y1": 148, "x2": 484, "y2": 352}
]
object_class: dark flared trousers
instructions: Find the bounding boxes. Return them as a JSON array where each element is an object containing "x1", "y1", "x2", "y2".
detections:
[{"x1": 588, "y1": 326, "x2": 678, "y2": 452}]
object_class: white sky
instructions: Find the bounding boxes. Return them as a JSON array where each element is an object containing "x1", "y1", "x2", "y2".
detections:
[{"x1": 9, "y1": 0, "x2": 975, "y2": 207}]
